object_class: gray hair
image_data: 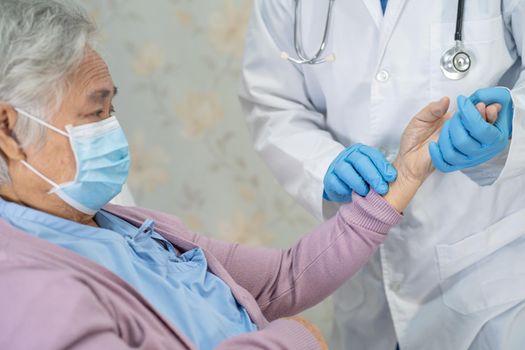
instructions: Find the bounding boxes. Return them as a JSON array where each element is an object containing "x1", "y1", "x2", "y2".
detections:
[{"x1": 0, "y1": 0, "x2": 96, "y2": 184}]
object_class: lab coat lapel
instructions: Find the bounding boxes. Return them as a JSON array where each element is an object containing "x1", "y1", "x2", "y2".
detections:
[
  {"x1": 361, "y1": 0, "x2": 383, "y2": 28},
  {"x1": 375, "y1": 0, "x2": 409, "y2": 67}
]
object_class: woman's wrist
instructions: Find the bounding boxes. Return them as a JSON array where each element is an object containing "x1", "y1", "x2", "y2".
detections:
[{"x1": 383, "y1": 158, "x2": 425, "y2": 213}]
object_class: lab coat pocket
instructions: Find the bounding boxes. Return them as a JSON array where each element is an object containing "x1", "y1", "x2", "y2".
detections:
[
  {"x1": 430, "y1": 16, "x2": 515, "y2": 103},
  {"x1": 436, "y1": 207, "x2": 525, "y2": 315}
]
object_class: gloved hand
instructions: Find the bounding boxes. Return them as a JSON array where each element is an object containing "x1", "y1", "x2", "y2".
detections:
[
  {"x1": 323, "y1": 144, "x2": 397, "y2": 202},
  {"x1": 430, "y1": 87, "x2": 514, "y2": 172}
]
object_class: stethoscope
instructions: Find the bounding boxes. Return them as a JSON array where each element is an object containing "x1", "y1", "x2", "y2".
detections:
[
  {"x1": 281, "y1": 0, "x2": 473, "y2": 80},
  {"x1": 440, "y1": 0, "x2": 473, "y2": 80},
  {"x1": 280, "y1": 0, "x2": 336, "y2": 64}
]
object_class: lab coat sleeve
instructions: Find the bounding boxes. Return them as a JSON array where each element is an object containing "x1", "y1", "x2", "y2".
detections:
[
  {"x1": 239, "y1": 0, "x2": 344, "y2": 221},
  {"x1": 460, "y1": 0, "x2": 525, "y2": 185}
]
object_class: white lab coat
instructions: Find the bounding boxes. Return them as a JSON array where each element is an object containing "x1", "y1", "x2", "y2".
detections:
[
  {"x1": 110, "y1": 184, "x2": 136, "y2": 207},
  {"x1": 240, "y1": 0, "x2": 525, "y2": 349}
]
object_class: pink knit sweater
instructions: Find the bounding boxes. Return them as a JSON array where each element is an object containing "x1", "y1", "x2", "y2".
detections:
[{"x1": 0, "y1": 192, "x2": 401, "y2": 349}]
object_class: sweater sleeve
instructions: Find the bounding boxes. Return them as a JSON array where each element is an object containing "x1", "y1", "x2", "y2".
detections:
[
  {"x1": 192, "y1": 191, "x2": 402, "y2": 320},
  {"x1": 214, "y1": 318, "x2": 323, "y2": 350}
]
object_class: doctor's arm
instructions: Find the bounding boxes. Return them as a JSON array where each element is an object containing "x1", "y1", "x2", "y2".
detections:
[
  {"x1": 431, "y1": 1, "x2": 525, "y2": 184},
  {"x1": 240, "y1": 0, "x2": 394, "y2": 221}
]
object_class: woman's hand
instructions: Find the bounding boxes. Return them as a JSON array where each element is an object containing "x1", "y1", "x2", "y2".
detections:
[
  {"x1": 394, "y1": 97, "x2": 452, "y2": 185},
  {"x1": 384, "y1": 97, "x2": 498, "y2": 212}
]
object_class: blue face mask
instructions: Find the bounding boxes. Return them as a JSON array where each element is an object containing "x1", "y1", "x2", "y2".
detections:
[{"x1": 15, "y1": 109, "x2": 131, "y2": 215}]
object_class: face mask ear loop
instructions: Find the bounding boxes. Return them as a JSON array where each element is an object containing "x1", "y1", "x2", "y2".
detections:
[
  {"x1": 15, "y1": 108, "x2": 69, "y2": 137},
  {"x1": 20, "y1": 160, "x2": 60, "y2": 194}
]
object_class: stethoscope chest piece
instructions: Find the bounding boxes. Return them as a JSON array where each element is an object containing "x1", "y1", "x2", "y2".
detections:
[
  {"x1": 440, "y1": 41, "x2": 473, "y2": 80},
  {"x1": 440, "y1": 0, "x2": 473, "y2": 80}
]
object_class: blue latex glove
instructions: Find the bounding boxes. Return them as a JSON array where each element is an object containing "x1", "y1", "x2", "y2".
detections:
[
  {"x1": 323, "y1": 144, "x2": 397, "y2": 202},
  {"x1": 430, "y1": 87, "x2": 514, "y2": 172}
]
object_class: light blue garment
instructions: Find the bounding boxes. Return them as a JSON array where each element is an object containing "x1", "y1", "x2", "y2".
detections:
[
  {"x1": 380, "y1": 0, "x2": 388, "y2": 14},
  {"x1": 15, "y1": 110, "x2": 131, "y2": 215},
  {"x1": 0, "y1": 198, "x2": 257, "y2": 350}
]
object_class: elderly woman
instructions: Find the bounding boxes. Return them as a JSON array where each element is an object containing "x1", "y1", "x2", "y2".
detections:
[{"x1": 0, "y1": 1, "x2": 500, "y2": 350}]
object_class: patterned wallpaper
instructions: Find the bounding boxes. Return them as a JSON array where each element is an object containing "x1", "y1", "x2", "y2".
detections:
[{"x1": 77, "y1": 0, "x2": 333, "y2": 336}]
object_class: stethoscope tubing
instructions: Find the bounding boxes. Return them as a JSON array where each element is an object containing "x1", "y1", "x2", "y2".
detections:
[
  {"x1": 286, "y1": 0, "x2": 336, "y2": 65},
  {"x1": 283, "y1": 0, "x2": 472, "y2": 79}
]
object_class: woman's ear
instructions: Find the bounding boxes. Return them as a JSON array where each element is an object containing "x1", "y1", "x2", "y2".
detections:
[{"x1": 0, "y1": 103, "x2": 26, "y2": 161}]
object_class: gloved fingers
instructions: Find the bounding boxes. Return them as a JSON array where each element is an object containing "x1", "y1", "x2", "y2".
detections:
[
  {"x1": 437, "y1": 120, "x2": 471, "y2": 165},
  {"x1": 470, "y1": 87, "x2": 512, "y2": 107},
  {"x1": 356, "y1": 145, "x2": 397, "y2": 182},
  {"x1": 429, "y1": 142, "x2": 462, "y2": 173},
  {"x1": 470, "y1": 87, "x2": 513, "y2": 137},
  {"x1": 323, "y1": 172, "x2": 353, "y2": 202},
  {"x1": 457, "y1": 143, "x2": 506, "y2": 169},
  {"x1": 457, "y1": 95, "x2": 501, "y2": 145},
  {"x1": 333, "y1": 160, "x2": 369, "y2": 196},
  {"x1": 345, "y1": 152, "x2": 387, "y2": 195},
  {"x1": 448, "y1": 114, "x2": 482, "y2": 156}
]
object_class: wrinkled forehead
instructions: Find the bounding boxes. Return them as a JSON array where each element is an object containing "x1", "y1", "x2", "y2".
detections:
[{"x1": 69, "y1": 49, "x2": 114, "y2": 100}]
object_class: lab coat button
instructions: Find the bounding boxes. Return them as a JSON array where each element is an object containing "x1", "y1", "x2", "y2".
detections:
[{"x1": 376, "y1": 70, "x2": 390, "y2": 82}]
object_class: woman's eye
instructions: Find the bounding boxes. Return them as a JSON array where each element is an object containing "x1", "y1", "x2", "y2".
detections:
[{"x1": 91, "y1": 105, "x2": 115, "y2": 118}]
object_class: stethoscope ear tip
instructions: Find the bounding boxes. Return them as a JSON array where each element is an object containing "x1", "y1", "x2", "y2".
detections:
[
  {"x1": 326, "y1": 53, "x2": 336, "y2": 62},
  {"x1": 280, "y1": 52, "x2": 290, "y2": 60}
]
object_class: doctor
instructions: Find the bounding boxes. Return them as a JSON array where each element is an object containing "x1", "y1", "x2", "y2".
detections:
[{"x1": 240, "y1": 0, "x2": 525, "y2": 349}]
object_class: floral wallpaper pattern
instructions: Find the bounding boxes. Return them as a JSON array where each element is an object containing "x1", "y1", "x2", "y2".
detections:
[{"x1": 77, "y1": 0, "x2": 333, "y2": 336}]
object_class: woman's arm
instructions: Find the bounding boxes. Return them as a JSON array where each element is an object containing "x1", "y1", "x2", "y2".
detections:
[
  {"x1": 242, "y1": 100, "x2": 460, "y2": 319},
  {"x1": 187, "y1": 99, "x2": 453, "y2": 320},
  {"x1": 191, "y1": 189, "x2": 401, "y2": 321}
]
